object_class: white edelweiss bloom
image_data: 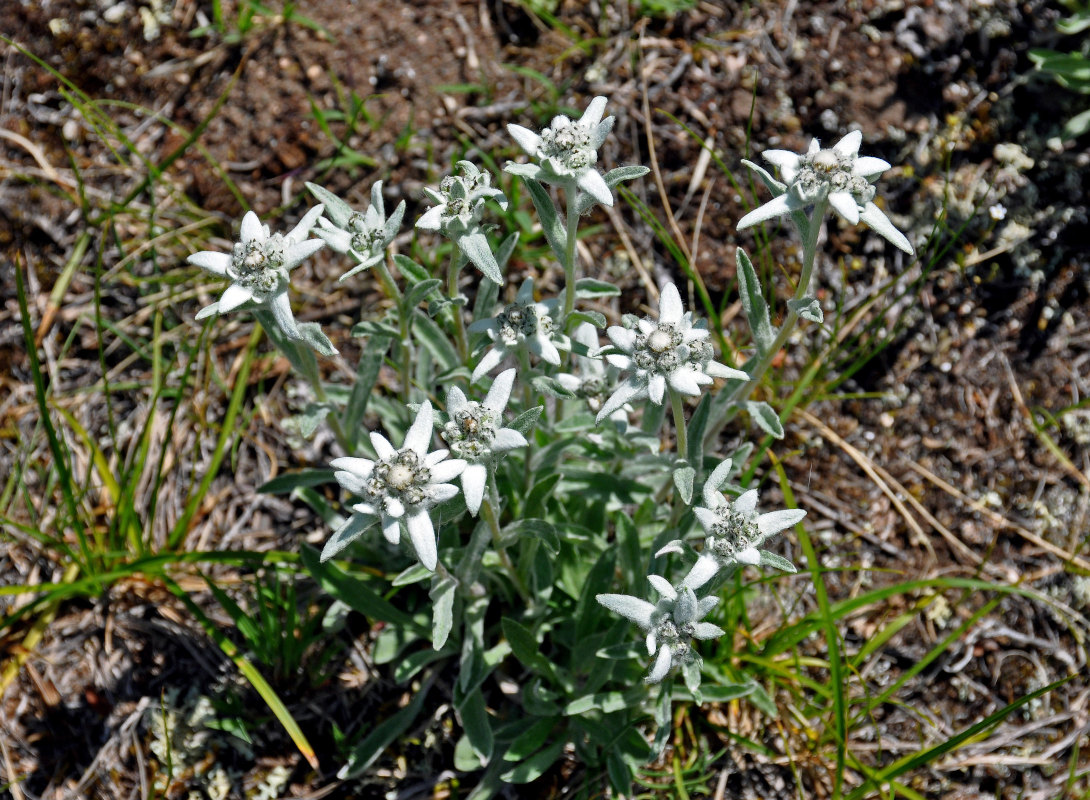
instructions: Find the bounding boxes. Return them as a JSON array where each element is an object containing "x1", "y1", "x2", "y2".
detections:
[
  {"x1": 738, "y1": 130, "x2": 914, "y2": 255},
  {"x1": 556, "y1": 323, "x2": 629, "y2": 431},
  {"x1": 506, "y1": 95, "x2": 616, "y2": 208},
  {"x1": 597, "y1": 579, "x2": 724, "y2": 684},
  {"x1": 680, "y1": 464, "x2": 806, "y2": 590},
  {"x1": 306, "y1": 181, "x2": 405, "y2": 281},
  {"x1": 416, "y1": 161, "x2": 507, "y2": 284},
  {"x1": 327, "y1": 401, "x2": 466, "y2": 571},
  {"x1": 187, "y1": 206, "x2": 326, "y2": 338},
  {"x1": 440, "y1": 368, "x2": 528, "y2": 516},
  {"x1": 468, "y1": 277, "x2": 569, "y2": 383},
  {"x1": 596, "y1": 282, "x2": 748, "y2": 424}
]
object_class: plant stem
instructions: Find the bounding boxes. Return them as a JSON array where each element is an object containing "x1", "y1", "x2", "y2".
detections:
[
  {"x1": 727, "y1": 200, "x2": 826, "y2": 407},
  {"x1": 447, "y1": 250, "x2": 469, "y2": 363},
  {"x1": 481, "y1": 480, "x2": 530, "y2": 602},
  {"x1": 375, "y1": 257, "x2": 413, "y2": 403},
  {"x1": 561, "y1": 183, "x2": 580, "y2": 325},
  {"x1": 670, "y1": 390, "x2": 688, "y2": 463}
]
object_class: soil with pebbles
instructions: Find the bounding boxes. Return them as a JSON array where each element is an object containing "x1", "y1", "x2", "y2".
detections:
[{"x1": 1, "y1": 1, "x2": 1088, "y2": 797}]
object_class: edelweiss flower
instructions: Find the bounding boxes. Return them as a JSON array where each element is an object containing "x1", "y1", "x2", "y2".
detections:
[
  {"x1": 328, "y1": 401, "x2": 465, "y2": 571},
  {"x1": 596, "y1": 283, "x2": 748, "y2": 424},
  {"x1": 441, "y1": 369, "x2": 528, "y2": 515},
  {"x1": 666, "y1": 460, "x2": 805, "y2": 590},
  {"x1": 557, "y1": 323, "x2": 629, "y2": 430},
  {"x1": 417, "y1": 161, "x2": 507, "y2": 284},
  {"x1": 597, "y1": 578, "x2": 724, "y2": 684},
  {"x1": 187, "y1": 207, "x2": 325, "y2": 338},
  {"x1": 306, "y1": 181, "x2": 405, "y2": 281},
  {"x1": 468, "y1": 278, "x2": 569, "y2": 384},
  {"x1": 506, "y1": 96, "x2": 616, "y2": 208},
  {"x1": 738, "y1": 130, "x2": 914, "y2": 255}
]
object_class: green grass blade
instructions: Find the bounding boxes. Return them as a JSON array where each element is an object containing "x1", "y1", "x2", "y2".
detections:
[{"x1": 162, "y1": 575, "x2": 319, "y2": 769}]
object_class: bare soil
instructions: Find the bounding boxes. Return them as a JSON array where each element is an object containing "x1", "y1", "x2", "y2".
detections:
[{"x1": 1, "y1": 0, "x2": 1088, "y2": 798}]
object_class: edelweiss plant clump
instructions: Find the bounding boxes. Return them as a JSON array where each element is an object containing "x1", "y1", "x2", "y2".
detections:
[{"x1": 185, "y1": 93, "x2": 914, "y2": 789}]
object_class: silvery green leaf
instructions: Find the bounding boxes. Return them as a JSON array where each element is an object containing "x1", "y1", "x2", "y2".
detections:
[
  {"x1": 338, "y1": 679, "x2": 433, "y2": 779},
  {"x1": 523, "y1": 178, "x2": 567, "y2": 265},
  {"x1": 741, "y1": 159, "x2": 786, "y2": 195},
  {"x1": 758, "y1": 550, "x2": 798, "y2": 573},
  {"x1": 700, "y1": 682, "x2": 755, "y2": 703},
  {"x1": 343, "y1": 336, "x2": 392, "y2": 448},
  {"x1": 604, "y1": 165, "x2": 651, "y2": 185},
  {"x1": 503, "y1": 161, "x2": 543, "y2": 180},
  {"x1": 508, "y1": 405, "x2": 544, "y2": 437},
  {"x1": 296, "y1": 402, "x2": 334, "y2": 438},
  {"x1": 674, "y1": 587, "x2": 698, "y2": 626},
  {"x1": 453, "y1": 733, "x2": 483, "y2": 773},
  {"x1": 392, "y1": 562, "x2": 433, "y2": 587},
  {"x1": 745, "y1": 400, "x2": 784, "y2": 439},
  {"x1": 574, "y1": 165, "x2": 650, "y2": 214},
  {"x1": 672, "y1": 465, "x2": 695, "y2": 505},
  {"x1": 682, "y1": 660, "x2": 703, "y2": 703},
  {"x1": 530, "y1": 375, "x2": 577, "y2": 399},
  {"x1": 595, "y1": 593, "x2": 655, "y2": 629},
  {"x1": 405, "y1": 278, "x2": 443, "y2": 309},
  {"x1": 457, "y1": 231, "x2": 503, "y2": 284},
  {"x1": 500, "y1": 741, "x2": 565, "y2": 784},
  {"x1": 305, "y1": 182, "x2": 354, "y2": 227},
  {"x1": 385, "y1": 199, "x2": 405, "y2": 240},
  {"x1": 654, "y1": 539, "x2": 687, "y2": 557},
  {"x1": 685, "y1": 394, "x2": 711, "y2": 473},
  {"x1": 564, "y1": 691, "x2": 631, "y2": 716},
  {"x1": 506, "y1": 519, "x2": 561, "y2": 554},
  {"x1": 504, "y1": 717, "x2": 558, "y2": 761},
  {"x1": 787, "y1": 296, "x2": 823, "y2": 323},
  {"x1": 736, "y1": 248, "x2": 774, "y2": 356},
  {"x1": 566, "y1": 309, "x2": 607, "y2": 329},
  {"x1": 595, "y1": 641, "x2": 645, "y2": 660},
  {"x1": 320, "y1": 513, "x2": 374, "y2": 562},
  {"x1": 458, "y1": 687, "x2": 493, "y2": 766},
  {"x1": 297, "y1": 321, "x2": 338, "y2": 356},
  {"x1": 702, "y1": 457, "x2": 734, "y2": 506},
  {"x1": 393, "y1": 253, "x2": 429, "y2": 284},
  {"x1": 352, "y1": 319, "x2": 400, "y2": 339},
  {"x1": 412, "y1": 310, "x2": 459, "y2": 372},
  {"x1": 692, "y1": 622, "x2": 726, "y2": 639},
  {"x1": 575, "y1": 278, "x2": 621, "y2": 298},
  {"x1": 496, "y1": 231, "x2": 520, "y2": 271}
]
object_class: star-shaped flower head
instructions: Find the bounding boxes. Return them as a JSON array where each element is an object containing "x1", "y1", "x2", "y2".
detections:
[
  {"x1": 326, "y1": 401, "x2": 466, "y2": 571},
  {"x1": 306, "y1": 181, "x2": 405, "y2": 281},
  {"x1": 737, "y1": 130, "x2": 914, "y2": 255},
  {"x1": 597, "y1": 282, "x2": 748, "y2": 424},
  {"x1": 597, "y1": 578, "x2": 725, "y2": 684},
  {"x1": 416, "y1": 161, "x2": 508, "y2": 283},
  {"x1": 187, "y1": 206, "x2": 326, "y2": 339},
  {"x1": 557, "y1": 323, "x2": 629, "y2": 431},
  {"x1": 506, "y1": 96, "x2": 616, "y2": 208},
  {"x1": 662, "y1": 459, "x2": 806, "y2": 590},
  {"x1": 440, "y1": 369, "x2": 528, "y2": 516},
  {"x1": 468, "y1": 277, "x2": 569, "y2": 384}
]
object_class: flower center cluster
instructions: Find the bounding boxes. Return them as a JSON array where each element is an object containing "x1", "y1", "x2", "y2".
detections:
[
  {"x1": 632, "y1": 323, "x2": 685, "y2": 374},
  {"x1": 707, "y1": 506, "x2": 760, "y2": 561},
  {"x1": 539, "y1": 122, "x2": 595, "y2": 171},
  {"x1": 347, "y1": 213, "x2": 385, "y2": 254},
  {"x1": 790, "y1": 148, "x2": 877, "y2": 207},
  {"x1": 496, "y1": 302, "x2": 551, "y2": 345},
  {"x1": 655, "y1": 617, "x2": 694, "y2": 660},
  {"x1": 576, "y1": 376, "x2": 608, "y2": 412},
  {"x1": 366, "y1": 450, "x2": 432, "y2": 508},
  {"x1": 230, "y1": 235, "x2": 286, "y2": 296},
  {"x1": 441, "y1": 402, "x2": 498, "y2": 460}
]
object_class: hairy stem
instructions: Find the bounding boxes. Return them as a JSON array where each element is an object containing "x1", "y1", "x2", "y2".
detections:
[{"x1": 447, "y1": 250, "x2": 469, "y2": 364}]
